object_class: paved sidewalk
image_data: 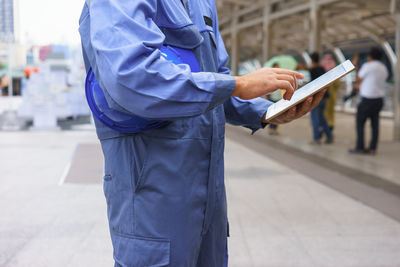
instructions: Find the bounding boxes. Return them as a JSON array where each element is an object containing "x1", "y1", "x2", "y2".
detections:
[
  {"x1": 256, "y1": 112, "x2": 400, "y2": 186},
  {"x1": 225, "y1": 137, "x2": 400, "y2": 267},
  {"x1": 1, "y1": 127, "x2": 400, "y2": 266},
  {"x1": 0, "y1": 129, "x2": 113, "y2": 267}
]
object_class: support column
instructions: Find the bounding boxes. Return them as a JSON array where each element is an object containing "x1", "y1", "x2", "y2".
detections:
[
  {"x1": 7, "y1": 37, "x2": 13, "y2": 98},
  {"x1": 262, "y1": 1, "x2": 272, "y2": 64},
  {"x1": 302, "y1": 51, "x2": 312, "y2": 67},
  {"x1": 230, "y1": 5, "x2": 240, "y2": 76},
  {"x1": 309, "y1": 0, "x2": 322, "y2": 54},
  {"x1": 382, "y1": 41, "x2": 397, "y2": 69},
  {"x1": 394, "y1": 12, "x2": 400, "y2": 141}
]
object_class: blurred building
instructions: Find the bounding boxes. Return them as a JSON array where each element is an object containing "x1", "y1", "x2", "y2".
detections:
[
  {"x1": 0, "y1": 0, "x2": 19, "y2": 42},
  {"x1": 0, "y1": 0, "x2": 14, "y2": 37},
  {"x1": 0, "y1": 0, "x2": 24, "y2": 97},
  {"x1": 0, "y1": 0, "x2": 15, "y2": 65},
  {"x1": 0, "y1": 0, "x2": 21, "y2": 65}
]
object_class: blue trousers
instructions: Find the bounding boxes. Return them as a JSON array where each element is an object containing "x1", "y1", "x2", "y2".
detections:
[
  {"x1": 101, "y1": 134, "x2": 228, "y2": 267},
  {"x1": 356, "y1": 97, "x2": 383, "y2": 150},
  {"x1": 310, "y1": 98, "x2": 332, "y2": 141}
]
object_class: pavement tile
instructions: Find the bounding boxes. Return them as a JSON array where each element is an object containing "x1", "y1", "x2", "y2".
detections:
[{"x1": 1, "y1": 127, "x2": 400, "y2": 266}]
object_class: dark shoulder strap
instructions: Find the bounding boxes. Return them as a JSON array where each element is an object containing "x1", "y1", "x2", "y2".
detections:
[{"x1": 180, "y1": 0, "x2": 189, "y2": 15}]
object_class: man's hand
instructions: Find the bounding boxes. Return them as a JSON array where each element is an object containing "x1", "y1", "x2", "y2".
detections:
[
  {"x1": 233, "y1": 68, "x2": 304, "y2": 101},
  {"x1": 263, "y1": 89, "x2": 327, "y2": 124}
]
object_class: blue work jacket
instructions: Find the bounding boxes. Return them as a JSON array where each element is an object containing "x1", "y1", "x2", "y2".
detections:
[
  {"x1": 79, "y1": 0, "x2": 271, "y2": 138},
  {"x1": 79, "y1": 0, "x2": 271, "y2": 266}
]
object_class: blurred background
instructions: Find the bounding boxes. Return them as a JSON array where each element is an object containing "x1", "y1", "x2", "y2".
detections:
[
  {"x1": 1, "y1": 0, "x2": 400, "y2": 266},
  {"x1": 0, "y1": 0, "x2": 88, "y2": 130}
]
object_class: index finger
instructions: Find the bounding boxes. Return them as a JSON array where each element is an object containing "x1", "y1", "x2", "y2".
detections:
[
  {"x1": 273, "y1": 69, "x2": 304, "y2": 79},
  {"x1": 277, "y1": 80, "x2": 295, "y2": 100}
]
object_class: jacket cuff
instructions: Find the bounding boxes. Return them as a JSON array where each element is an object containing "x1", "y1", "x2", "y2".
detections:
[
  {"x1": 250, "y1": 99, "x2": 273, "y2": 134},
  {"x1": 209, "y1": 73, "x2": 236, "y2": 108}
]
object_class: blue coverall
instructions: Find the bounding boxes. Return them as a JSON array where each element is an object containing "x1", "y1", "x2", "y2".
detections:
[{"x1": 79, "y1": 0, "x2": 272, "y2": 266}]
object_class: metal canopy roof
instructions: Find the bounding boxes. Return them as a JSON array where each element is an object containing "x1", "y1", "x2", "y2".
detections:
[{"x1": 217, "y1": 0, "x2": 397, "y2": 59}]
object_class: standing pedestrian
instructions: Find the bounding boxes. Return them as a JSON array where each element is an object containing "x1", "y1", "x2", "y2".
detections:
[
  {"x1": 321, "y1": 53, "x2": 340, "y2": 132},
  {"x1": 267, "y1": 63, "x2": 282, "y2": 135},
  {"x1": 349, "y1": 48, "x2": 388, "y2": 155},
  {"x1": 309, "y1": 52, "x2": 333, "y2": 144}
]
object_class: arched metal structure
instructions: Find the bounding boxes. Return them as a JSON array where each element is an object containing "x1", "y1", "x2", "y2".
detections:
[{"x1": 217, "y1": 0, "x2": 400, "y2": 141}]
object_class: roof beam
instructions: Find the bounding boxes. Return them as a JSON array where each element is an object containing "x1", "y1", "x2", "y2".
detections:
[
  {"x1": 391, "y1": 0, "x2": 400, "y2": 13},
  {"x1": 220, "y1": 0, "x2": 345, "y2": 36}
]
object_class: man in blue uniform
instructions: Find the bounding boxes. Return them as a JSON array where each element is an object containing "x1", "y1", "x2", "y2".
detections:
[{"x1": 79, "y1": 0, "x2": 326, "y2": 266}]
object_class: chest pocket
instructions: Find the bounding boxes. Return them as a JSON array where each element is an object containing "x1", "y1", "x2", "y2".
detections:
[
  {"x1": 160, "y1": 25, "x2": 204, "y2": 50},
  {"x1": 156, "y1": 0, "x2": 203, "y2": 50},
  {"x1": 159, "y1": 0, "x2": 219, "y2": 73}
]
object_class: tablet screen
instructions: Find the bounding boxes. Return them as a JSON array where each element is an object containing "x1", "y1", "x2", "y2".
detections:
[{"x1": 265, "y1": 60, "x2": 355, "y2": 121}]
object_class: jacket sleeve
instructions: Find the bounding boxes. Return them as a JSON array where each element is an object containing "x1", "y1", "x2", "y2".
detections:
[
  {"x1": 86, "y1": 0, "x2": 235, "y2": 120},
  {"x1": 212, "y1": 11, "x2": 271, "y2": 132}
]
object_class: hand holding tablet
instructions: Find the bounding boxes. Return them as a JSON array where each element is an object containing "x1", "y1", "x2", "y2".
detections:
[{"x1": 264, "y1": 60, "x2": 355, "y2": 122}]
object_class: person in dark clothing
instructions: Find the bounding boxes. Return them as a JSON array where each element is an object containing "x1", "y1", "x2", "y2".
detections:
[
  {"x1": 309, "y1": 52, "x2": 333, "y2": 144},
  {"x1": 349, "y1": 48, "x2": 388, "y2": 155},
  {"x1": 268, "y1": 63, "x2": 282, "y2": 135}
]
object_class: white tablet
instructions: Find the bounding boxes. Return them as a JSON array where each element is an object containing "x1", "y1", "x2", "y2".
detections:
[{"x1": 265, "y1": 60, "x2": 355, "y2": 121}]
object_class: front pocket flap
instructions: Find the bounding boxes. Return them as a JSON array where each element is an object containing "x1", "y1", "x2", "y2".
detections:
[
  {"x1": 160, "y1": 24, "x2": 203, "y2": 49},
  {"x1": 113, "y1": 233, "x2": 170, "y2": 267}
]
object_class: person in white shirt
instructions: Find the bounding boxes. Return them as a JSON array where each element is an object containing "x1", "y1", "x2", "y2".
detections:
[{"x1": 349, "y1": 48, "x2": 388, "y2": 155}]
